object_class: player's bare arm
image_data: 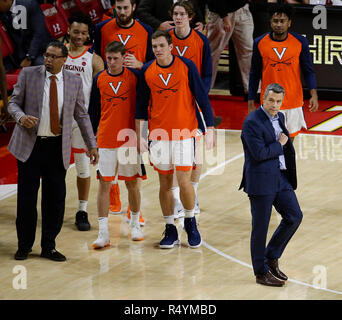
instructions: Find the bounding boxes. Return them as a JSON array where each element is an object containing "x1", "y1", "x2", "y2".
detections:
[{"x1": 92, "y1": 53, "x2": 105, "y2": 76}]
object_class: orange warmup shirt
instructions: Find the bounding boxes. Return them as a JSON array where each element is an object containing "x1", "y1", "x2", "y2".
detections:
[
  {"x1": 93, "y1": 18, "x2": 154, "y2": 63},
  {"x1": 88, "y1": 67, "x2": 139, "y2": 148},
  {"x1": 248, "y1": 32, "x2": 317, "y2": 110}
]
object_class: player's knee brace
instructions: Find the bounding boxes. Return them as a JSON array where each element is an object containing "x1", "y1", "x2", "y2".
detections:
[{"x1": 74, "y1": 152, "x2": 90, "y2": 178}]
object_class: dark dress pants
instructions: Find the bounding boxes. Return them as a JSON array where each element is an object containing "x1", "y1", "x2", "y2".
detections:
[
  {"x1": 249, "y1": 172, "x2": 303, "y2": 276},
  {"x1": 16, "y1": 136, "x2": 66, "y2": 251}
]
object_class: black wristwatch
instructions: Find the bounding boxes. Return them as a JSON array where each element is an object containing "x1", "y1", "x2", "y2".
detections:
[{"x1": 25, "y1": 54, "x2": 35, "y2": 61}]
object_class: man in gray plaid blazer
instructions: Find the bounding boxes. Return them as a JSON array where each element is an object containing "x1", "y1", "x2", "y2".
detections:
[{"x1": 8, "y1": 41, "x2": 99, "y2": 262}]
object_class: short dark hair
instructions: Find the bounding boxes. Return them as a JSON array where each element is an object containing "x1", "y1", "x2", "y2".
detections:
[
  {"x1": 105, "y1": 41, "x2": 126, "y2": 55},
  {"x1": 46, "y1": 41, "x2": 68, "y2": 57},
  {"x1": 68, "y1": 13, "x2": 92, "y2": 32},
  {"x1": 115, "y1": 0, "x2": 136, "y2": 5},
  {"x1": 268, "y1": 3, "x2": 294, "y2": 21},
  {"x1": 264, "y1": 83, "x2": 285, "y2": 99},
  {"x1": 151, "y1": 30, "x2": 172, "y2": 45},
  {"x1": 169, "y1": 1, "x2": 195, "y2": 20}
]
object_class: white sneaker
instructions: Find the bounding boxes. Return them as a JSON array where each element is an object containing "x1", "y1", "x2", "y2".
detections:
[
  {"x1": 174, "y1": 200, "x2": 185, "y2": 219},
  {"x1": 129, "y1": 221, "x2": 144, "y2": 241},
  {"x1": 194, "y1": 195, "x2": 200, "y2": 215},
  {"x1": 92, "y1": 231, "x2": 110, "y2": 249}
]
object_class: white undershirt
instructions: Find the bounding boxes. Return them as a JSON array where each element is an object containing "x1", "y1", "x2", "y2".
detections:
[{"x1": 37, "y1": 70, "x2": 64, "y2": 137}]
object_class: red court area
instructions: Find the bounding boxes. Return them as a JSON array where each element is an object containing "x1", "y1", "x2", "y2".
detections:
[
  {"x1": 1, "y1": 96, "x2": 342, "y2": 185},
  {"x1": 211, "y1": 95, "x2": 342, "y2": 136}
]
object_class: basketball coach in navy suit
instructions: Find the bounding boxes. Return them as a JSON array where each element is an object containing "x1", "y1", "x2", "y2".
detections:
[{"x1": 240, "y1": 83, "x2": 303, "y2": 287}]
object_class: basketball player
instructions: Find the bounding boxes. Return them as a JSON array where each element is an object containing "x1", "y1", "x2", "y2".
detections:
[
  {"x1": 93, "y1": 0, "x2": 154, "y2": 69},
  {"x1": 89, "y1": 41, "x2": 146, "y2": 248},
  {"x1": 136, "y1": 30, "x2": 215, "y2": 249},
  {"x1": 64, "y1": 14, "x2": 104, "y2": 231},
  {"x1": 168, "y1": 1, "x2": 212, "y2": 220},
  {"x1": 93, "y1": 0, "x2": 153, "y2": 221},
  {"x1": 248, "y1": 4, "x2": 318, "y2": 140}
]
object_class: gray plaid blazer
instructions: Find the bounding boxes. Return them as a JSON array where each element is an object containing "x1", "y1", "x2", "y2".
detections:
[{"x1": 8, "y1": 65, "x2": 97, "y2": 170}]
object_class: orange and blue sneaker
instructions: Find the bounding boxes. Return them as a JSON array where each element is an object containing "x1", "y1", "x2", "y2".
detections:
[{"x1": 109, "y1": 183, "x2": 121, "y2": 214}]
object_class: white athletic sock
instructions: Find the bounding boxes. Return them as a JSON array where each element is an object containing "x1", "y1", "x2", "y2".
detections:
[
  {"x1": 164, "y1": 215, "x2": 175, "y2": 225},
  {"x1": 130, "y1": 211, "x2": 140, "y2": 224},
  {"x1": 98, "y1": 217, "x2": 108, "y2": 233},
  {"x1": 79, "y1": 200, "x2": 88, "y2": 212},
  {"x1": 184, "y1": 208, "x2": 195, "y2": 218}
]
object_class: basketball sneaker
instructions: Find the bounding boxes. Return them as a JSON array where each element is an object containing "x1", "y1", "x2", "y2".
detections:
[
  {"x1": 184, "y1": 216, "x2": 202, "y2": 248},
  {"x1": 173, "y1": 200, "x2": 185, "y2": 219},
  {"x1": 159, "y1": 224, "x2": 180, "y2": 249},
  {"x1": 109, "y1": 183, "x2": 121, "y2": 214},
  {"x1": 92, "y1": 230, "x2": 110, "y2": 249},
  {"x1": 129, "y1": 219, "x2": 144, "y2": 241},
  {"x1": 194, "y1": 195, "x2": 200, "y2": 215},
  {"x1": 75, "y1": 210, "x2": 91, "y2": 231},
  {"x1": 126, "y1": 206, "x2": 145, "y2": 226}
]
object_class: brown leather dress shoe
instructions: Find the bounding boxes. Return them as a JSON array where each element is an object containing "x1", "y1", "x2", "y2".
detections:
[
  {"x1": 267, "y1": 259, "x2": 288, "y2": 281},
  {"x1": 256, "y1": 271, "x2": 285, "y2": 287}
]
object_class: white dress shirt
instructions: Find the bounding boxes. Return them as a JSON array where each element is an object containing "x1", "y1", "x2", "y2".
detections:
[
  {"x1": 37, "y1": 70, "x2": 64, "y2": 137},
  {"x1": 261, "y1": 106, "x2": 287, "y2": 170}
]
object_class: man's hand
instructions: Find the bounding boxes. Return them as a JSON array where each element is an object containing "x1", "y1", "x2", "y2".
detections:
[
  {"x1": 87, "y1": 148, "x2": 99, "y2": 165},
  {"x1": 194, "y1": 22, "x2": 204, "y2": 32},
  {"x1": 278, "y1": 133, "x2": 288, "y2": 146},
  {"x1": 20, "y1": 58, "x2": 32, "y2": 68},
  {"x1": 19, "y1": 115, "x2": 38, "y2": 128},
  {"x1": 124, "y1": 54, "x2": 143, "y2": 69},
  {"x1": 309, "y1": 91, "x2": 319, "y2": 112},
  {"x1": 205, "y1": 127, "x2": 215, "y2": 150},
  {"x1": 222, "y1": 15, "x2": 232, "y2": 33},
  {"x1": 248, "y1": 100, "x2": 256, "y2": 114},
  {"x1": 0, "y1": 107, "x2": 11, "y2": 125},
  {"x1": 159, "y1": 21, "x2": 174, "y2": 30}
]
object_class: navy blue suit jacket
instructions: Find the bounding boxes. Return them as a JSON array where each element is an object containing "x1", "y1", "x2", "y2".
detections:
[{"x1": 239, "y1": 107, "x2": 297, "y2": 195}]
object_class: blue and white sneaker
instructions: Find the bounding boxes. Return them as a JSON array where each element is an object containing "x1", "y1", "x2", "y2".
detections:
[
  {"x1": 159, "y1": 224, "x2": 180, "y2": 249},
  {"x1": 184, "y1": 217, "x2": 202, "y2": 248}
]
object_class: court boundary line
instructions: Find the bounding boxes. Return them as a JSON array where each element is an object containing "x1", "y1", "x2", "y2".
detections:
[{"x1": 199, "y1": 137, "x2": 342, "y2": 296}]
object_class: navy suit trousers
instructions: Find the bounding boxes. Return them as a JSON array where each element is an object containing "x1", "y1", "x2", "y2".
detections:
[{"x1": 248, "y1": 171, "x2": 303, "y2": 275}]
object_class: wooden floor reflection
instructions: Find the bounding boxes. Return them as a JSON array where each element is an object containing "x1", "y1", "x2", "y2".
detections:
[{"x1": 1, "y1": 131, "x2": 342, "y2": 300}]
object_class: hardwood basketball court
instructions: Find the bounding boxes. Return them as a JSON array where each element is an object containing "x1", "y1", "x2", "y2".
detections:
[{"x1": 1, "y1": 130, "x2": 342, "y2": 300}]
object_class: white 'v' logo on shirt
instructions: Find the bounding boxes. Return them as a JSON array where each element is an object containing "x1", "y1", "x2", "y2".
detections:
[
  {"x1": 117, "y1": 34, "x2": 132, "y2": 46},
  {"x1": 109, "y1": 81, "x2": 122, "y2": 95},
  {"x1": 175, "y1": 46, "x2": 189, "y2": 57},
  {"x1": 272, "y1": 47, "x2": 287, "y2": 60},
  {"x1": 158, "y1": 73, "x2": 173, "y2": 86}
]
